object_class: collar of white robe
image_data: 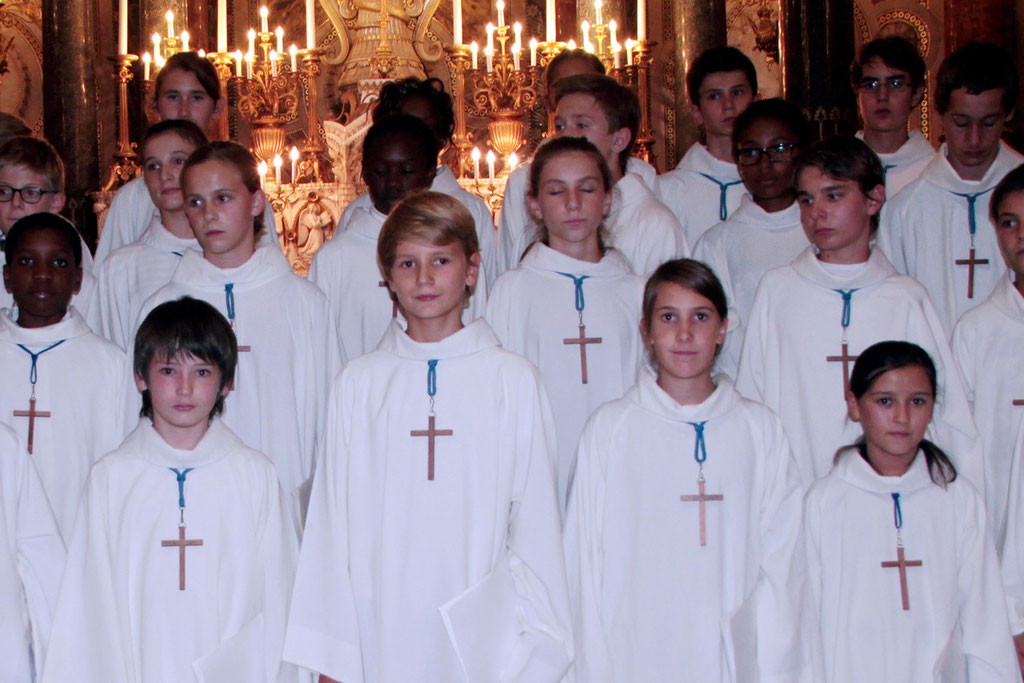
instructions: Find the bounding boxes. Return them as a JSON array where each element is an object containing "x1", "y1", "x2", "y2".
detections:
[{"x1": 17, "y1": 339, "x2": 66, "y2": 399}]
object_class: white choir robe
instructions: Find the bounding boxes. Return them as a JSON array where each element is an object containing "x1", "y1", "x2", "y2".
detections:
[
  {"x1": 95, "y1": 210, "x2": 200, "y2": 349},
  {"x1": 334, "y1": 166, "x2": 500, "y2": 289},
  {"x1": 41, "y1": 418, "x2": 301, "y2": 683},
  {"x1": 284, "y1": 320, "x2": 573, "y2": 683},
  {"x1": 0, "y1": 308, "x2": 130, "y2": 541},
  {"x1": 0, "y1": 422, "x2": 65, "y2": 682},
  {"x1": 735, "y1": 247, "x2": 982, "y2": 489},
  {"x1": 857, "y1": 129, "x2": 935, "y2": 198},
  {"x1": 1000, "y1": 420, "x2": 1024, "y2": 636},
  {"x1": 564, "y1": 372, "x2": 812, "y2": 683},
  {"x1": 0, "y1": 269, "x2": 100, "y2": 332},
  {"x1": 693, "y1": 196, "x2": 808, "y2": 378},
  {"x1": 952, "y1": 273, "x2": 1024, "y2": 550},
  {"x1": 135, "y1": 246, "x2": 340, "y2": 506},
  {"x1": 498, "y1": 156, "x2": 658, "y2": 272},
  {"x1": 94, "y1": 176, "x2": 281, "y2": 265},
  {"x1": 878, "y1": 141, "x2": 1024, "y2": 332},
  {"x1": 806, "y1": 450, "x2": 1020, "y2": 683},
  {"x1": 657, "y1": 143, "x2": 748, "y2": 246},
  {"x1": 484, "y1": 243, "x2": 644, "y2": 511},
  {"x1": 308, "y1": 205, "x2": 487, "y2": 364}
]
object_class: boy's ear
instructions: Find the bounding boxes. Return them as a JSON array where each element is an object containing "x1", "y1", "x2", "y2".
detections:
[
  {"x1": 134, "y1": 371, "x2": 149, "y2": 394},
  {"x1": 865, "y1": 183, "x2": 885, "y2": 216},
  {"x1": 690, "y1": 103, "x2": 705, "y2": 127},
  {"x1": 51, "y1": 191, "x2": 66, "y2": 214},
  {"x1": 212, "y1": 97, "x2": 228, "y2": 121},
  {"x1": 610, "y1": 127, "x2": 632, "y2": 155},
  {"x1": 910, "y1": 84, "x2": 926, "y2": 110},
  {"x1": 464, "y1": 251, "x2": 481, "y2": 289},
  {"x1": 71, "y1": 266, "x2": 82, "y2": 295}
]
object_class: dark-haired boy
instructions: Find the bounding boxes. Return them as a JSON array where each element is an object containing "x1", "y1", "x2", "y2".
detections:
[
  {"x1": 43, "y1": 296, "x2": 299, "y2": 682},
  {"x1": 881, "y1": 41, "x2": 1024, "y2": 332},
  {"x1": 0, "y1": 213, "x2": 129, "y2": 540},
  {"x1": 658, "y1": 46, "x2": 757, "y2": 245},
  {"x1": 852, "y1": 36, "x2": 934, "y2": 196}
]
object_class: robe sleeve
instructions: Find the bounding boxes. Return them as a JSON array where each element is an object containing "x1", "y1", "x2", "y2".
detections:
[
  {"x1": 466, "y1": 193, "x2": 500, "y2": 290},
  {"x1": 626, "y1": 202, "x2": 690, "y2": 278},
  {"x1": 483, "y1": 274, "x2": 515, "y2": 349},
  {"x1": 949, "y1": 317, "x2": 976, "y2": 409},
  {"x1": 875, "y1": 198, "x2": 909, "y2": 274},
  {"x1": 1001, "y1": 422, "x2": 1024, "y2": 635},
  {"x1": 734, "y1": 279, "x2": 771, "y2": 403},
  {"x1": 693, "y1": 228, "x2": 742, "y2": 378},
  {"x1": 95, "y1": 180, "x2": 153, "y2": 266},
  {"x1": 258, "y1": 467, "x2": 302, "y2": 683},
  {"x1": 498, "y1": 168, "x2": 530, "y2": 272},
  {"x1": 800, "y1": 484, "x2": 827, "y2": 680},
  {"x1": 94, "y1": 259, "x2": 130, "y2": 350}
]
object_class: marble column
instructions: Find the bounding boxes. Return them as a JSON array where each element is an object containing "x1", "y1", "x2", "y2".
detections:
[
  {"x1": 42, "y1": 0, "x2": 100, "y2": 247},
  {"x1": 780, "y1": 0, "x2": 856, "y2": 139},
  {"x1": 669, "y1": 0, "x2": 725, "y2": 166}
]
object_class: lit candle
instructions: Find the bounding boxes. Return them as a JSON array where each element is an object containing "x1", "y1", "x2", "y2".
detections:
[
  {"x1": 637, "y1": 0, "x2": 646, "y2": 41},
  {"x1": 118, "y1": 0, "x2": 127, "y2": 55},
  {"x1": 198, "y1": 48, "x2": 206, "y2": 57},
  {"x1": 581, "y1": 21, "x2": 593, "y2": 52},
  {"x1": 546, "y1": 0, "x2": 556, "y2": 42},
  {"x1": 496, "y1": 0, "x2": 505, "y2": 27},
  {"x1": 513, "y1": 21, "x2": 522, "y2": 48},
  {"x1": 259, "y1": 6, "x2": 269, "y2": 34},
  {"x1": 470, "y1": 41, "x2": 479, "y2": 69},
  {"x1": 508, "y1": 151, "x2": 519, "y2": 170},
  {"x1": 152, "y1": 33, "x2": 161, "y2": 60},
  {"x1": 611, "y1": 40, "x2": 621, "y2": 68},
  {"x1": 512, "y1": 43, "x2": 520, "y2": 70},
  {"x1": 217, "y1": 0, "x2": 228, "y2": 53},
  {"x1": 233, "y1": 50, "x2": 244, "y2": 76},
  {"x1": 453, "y1": 0, "x2": 462, "y2": 45},
  {"x1": 181, "y1": 31, "x2": 190, "y2": 52},
  {"x1": 485, "y1": 23, "x2": 495, "y2": 52},
  {"x1": 276, "y1": 26, "x2": 284, "y2": 53},
  {"x1": 258, "y1": 160, "x2": 269, "y2": 189},
  {"x1": 270, "y1": 50, "x2": 278, "y2": 77},
  {"x1": 156, "y1": 54, "x2": 166, "y2": 68},
  {"x1": 289, "y1": 44, "x2": 298, "y2": 71},
  {"x1": 306, "y1": 0, "x2": 316, "y2": 50},
  {"x1": 486, "y1": 150, "x2": 496, "y2": 184},
  {"x1": 484, "y1": 45, "x2": 493, "y2": 72},
  {"x1": 529, "y1": 37, "x2": 538, "y2": 66},
  {"x1": 624, "y1": 38, "x2": 635, "y2": 66},
  {"x1": 567, "y1": 38, "x2": 576, "y2": 49},
  {"x1": 248, "y1": 29, "x2": 256, "y2": 56},
  {"x1": 471, "y1": 147, "x2": 481, "y2": 181},
  {"x1": 594, "y1": 0, "x2": 602, "y2": 25},
  {"x1": 608, "y1": 19, "x2": 617, "y2": 46},
  {"x1": 165, "y1": 10, "x2": 174, "y2": 39},
  {"x1": 245, "y1": 51, "x2": 254, "y2": 79},
  {"x1": 142, "y1": 52, "x2": 152, "y2": 80},
  {"x1": 290, "y1": 146, "x2": 300, "y2": 183},
  {"x1": 273, "y1": 153, "x2": 283, "y2": 187}
]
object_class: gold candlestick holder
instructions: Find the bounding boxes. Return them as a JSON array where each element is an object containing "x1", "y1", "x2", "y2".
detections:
[
  {"x1": 102, "y1": 54, "x2": 140, "y2": 192},
  {"x1": 631, "y1": 40, "x2": 656, "y2": 164},
  {"x1": 208, "y1": 52, "x2": 234, "y2": 141},
  {"x1": 298, "y1": 48, "x2": 332, "y2": 183},
  {"x1": 449, "y1": 45, "x2": 475, "y2": 179}
]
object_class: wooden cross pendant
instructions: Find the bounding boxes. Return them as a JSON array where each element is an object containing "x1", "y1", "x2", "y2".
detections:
[
  {"x1": 410, "y1": 414, "x2": 453, "y2": 480},
  {"x1": 161, "y1": 524, "x2": 204, "y2": 591},
  {"x1": 826, "y1": 342, "x2": 858, "y2": 397},
  {"x1": 237, "y1": 343, "x2": 252, "y2": 353},
  {"x1": 881, "y1": 545, "x2": 923, "y2": 610},
  {"x1": 954, "y1": 247, "x2": 989, "y2": 299},
  {"x1": 680, "y1": 480, "x2": 723, "y2": 546},
  {"x1": 563, "y1": 323, "x2": 603, "y2": 384},
  {"x1": 379, "y1": 280, "x2": 398, "y2": 319},
  {"x1": 1013, "y1": 399, "x2": 1024, "y2": 407},
  {"x1": 12, "y1": 397, "x2": 51, "y2": 454}
]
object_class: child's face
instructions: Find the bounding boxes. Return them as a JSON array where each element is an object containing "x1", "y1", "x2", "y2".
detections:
[
  {"x1": 993, "y1": 189, "x2": 1024, "y2": 277},
  {"x1": 3, "y1": 226, "x2": 82, "y2": 328},
  {"x1": 362, "y1": 135, "x2": 435, "y2": 215},
  {"x1": 692, "y1": 70, "x2": 755, "y2": 140},
  {"x1": 155, "y1": 68, "x2": 225, "y2": 132},
  {"x1": 642, "y1": 282, "x2": 726, "y2": 387},
  {"x1": 941, "y1": 87, "x2": 1012, "y2": 180},
  {"x1": 183, "y1": 159, "x2": 263, "y2": 268},
  {"x1": 546, "y1": 57, "x2": 602, "y2": 108},
  {"x1": 554, "y1": 94, "x2": 630, "y2": 174},
  {"x1": 847, "y1": 365, "x2": 934, "y2": 470},
  {"x1": 797, "y1": 166, "x2": 883, "y2": 261},
  {"x1": 385, "y1": 237, "x2": 480, "y2": 331},
  {"x1": 143, "y1": 132, "x2": 196, "y2": 214},
  {"x1": 526, "y1": 150, "x2": 611, "y2": 252},
  {"x1": 136, "y1": 351, "x2": 228, "y2": 442},
  {"x1": 0, "y1": 165, "x2": 65, "y2": 233},
  {"x1": 735, "y1": 117, "x2": 800, "y2": 208},
  {"x1": 856, "y1": 57, "x2": 924, "y2": 135}
]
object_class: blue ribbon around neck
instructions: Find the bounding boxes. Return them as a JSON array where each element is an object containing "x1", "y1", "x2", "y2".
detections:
[
  {"x1": 556, "y1": 272, "x2": 591, "y2": 313},
  {"x1": 16, "y1": 340, "x2": 67, "y2": 386},
  {"x1": 891, "y1": 492, "x2": 903, "y2": 530},
  {"x1": 224, "y1": 283, "x2": 238, "y2": 322},
  {"x1": 833, "y1": 289, "x2": 859, "y2": 330},
  {"x1": 170, "y1": 467, "x2": 194, "y2": 509},
  {"x1": 687, "y1": 421, "x2": 708, "y2": 465},
  {"x1": 427, "y1": 359, "x2": 438, "y2": 398},
  {"x1": 949, "y1": 188, "x2": 994, "y2": 236},
  {"x1": 698, "y1": 173, "x2": 743, "y2": 221}
]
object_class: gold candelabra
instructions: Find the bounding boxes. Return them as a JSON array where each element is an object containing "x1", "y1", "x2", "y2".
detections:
[{"x1": 103, "y1": 54, "x2": 140, "y2": 191}]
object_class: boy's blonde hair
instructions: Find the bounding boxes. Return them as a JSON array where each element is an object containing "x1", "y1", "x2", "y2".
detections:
[
  {"x1": 377, "y1": 191, "x2": 479, "y2": 282},
  {"x1": 0, "y1": 136, "x2": 65, "y2": 191}
]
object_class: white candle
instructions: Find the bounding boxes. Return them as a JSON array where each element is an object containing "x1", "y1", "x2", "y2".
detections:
[
  {"x1": 486, "y1": 150, "x2": 496, "y2": 184},
  {"x1": 152, "y1": 33, "x2": 161, "y2": 60},
  {"x1": 529, "y1": 37, "x2": 537, "y2": 66},
  {"x1": 118, "y1": 0, "x2": 128, "y2": 55},
  {"x1": 546, "y1": 0, "x2": 556, "y2": 42},
  {"x1": 259, "y1": 6, "x2": 269, "y2": 33},
  {"x1": 306, "y1": 0, "x2": 316, "y2": 50},
  {"x1": 156, "y1": 54, "x2": 166, "y2": 67},
  {"x1": 165, "y1": 10, "x2": 174, "y2": 39},
  {"x1": 581, "y1": 21, "x2": 593, "y2": 52},
  {"x1": 276, "y1": 26, "x2": 284, "y2": 53},
  {"x1": 513, "y1": 21, "x2": 522, "y2": 45},
  {"x1": 486, "y1": 23, "x2": 495, "y2": 52},
  {"x1": 273, "y1": 153, "x2": 283, "y2": 186},
  {"x1": 233, "y1": 50, "x2": 243, "y2": 76},
  {"x1": 289, "y1": 44, "x2": 298, "y2": 71},
  {"x1": 512, "y1": 43, "x2": 520, "y2": 70},
  {"x1": 453, "y1": 0, "x2": 462, "y2": 45},
  {"x1": 484, "y1": 45, "x2": 493, "y2": 72},
  {"x1": 245, "y1": 51, "x2": 254, "y2": 79},
  {"x1": 142, "y1": 52, "x2": 152, "y2": 80},
  {"x1": 612, "y1": 41, "x2": 621, "y2": 68},
  {"x1": 257, "y1": 160, "x2": 269, "y2": 189},
  {"x1": 496, "y1": 0, "x2": 505, "y2": 27},
  {"x1": 290, "y1": 146, "x2": 300, "y2": 183},
  {"x1": 508, "y1": 152, "x2": 519, "y2": 170},
  {"x1": 594, "y1": 0, "x2": 602, "y2": 25},
  {"x1": 471, "y1": 147, "x2": 481, "y2": 181},
  {"x1": 637, "y1": 0, "x2": 646, "y2": 41},
  {"x1": 624, "y1": 38, "x2": 635, "y2": 66},
  {"x1": 248, "y1": 28, "x2": 256, "y2": 56},
  {"x1": 181, "y1": 31, "x2": 190, "y2": 52},
  {"x1": 198, "y1": 48, "x2": 205, "y2": 57},
  {"x1": 608, "y1": 19, "x2": 617, "y2": 46},
  {"x1": 567, "y1": 38, "x2": 576, "y2": 49},
  {"x1": 217, "y1": 0, "x2": 228, "y2": 52},
  {"x1": 270, "y1": 50, "x2": 278, "y2": 77},
  {"x1": 470, "y1": 41, "x2": 478, "y2": 69}
]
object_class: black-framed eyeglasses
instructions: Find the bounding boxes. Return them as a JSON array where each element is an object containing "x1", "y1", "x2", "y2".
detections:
[
  {"x1": 0, "y1": 185, "x2": 57, "y2": 204},
  {"x1": 857, "y1": 77, "x2": 913, "y2": 94},
  {"x1": 735, "y1": 142, "x2": 797, "y2": 166}
]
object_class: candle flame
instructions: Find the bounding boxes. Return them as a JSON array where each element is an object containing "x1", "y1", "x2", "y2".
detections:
[
  {"x1": 486, "y1": 149, "x2": 497, "y2": 163},
  {"x1": 273, "y1": 154, "x2": 283, "y2": 168},
  {"x1": 290, "y1": 146, "x2": 301, "y2": 161},
  {"x1": 471, "y1": 147, "x2": 481, "y2": 161}
]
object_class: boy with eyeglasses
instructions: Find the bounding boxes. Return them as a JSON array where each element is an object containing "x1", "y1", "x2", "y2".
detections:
[{"x1": 851, "y1": 36, "x2": 934, "y2": 197}]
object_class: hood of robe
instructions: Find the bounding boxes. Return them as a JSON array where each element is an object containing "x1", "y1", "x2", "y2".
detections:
[
  {"x1": 138, "y1": 210, "x2": 200, "y2": 255},
  {"x1": 377, "y1": 317, "x2": 500, "y2": 361},
  {"x1": 632, "y1": 367, "x2": 741, "y2": 424},
  {"x1": 608, "y1": 172, "x2": 656, "y2": 220},
  {"x1": 989, "y1": 272, "x2": 1024, "y2": 320},
  {"x1": 727, "y1": 194, "x2": 802, "y2": 232},
  {"x1": 346, "y1": 206, "x2": 388, "y2": 240},
  {"x1": 0, "y1": 306, "x2": 93, "y2": 344},
  {"x1": 520, "y1": 241, "x2": 633, "y2": 279},
  {"x1": 834, "y1": 446, "x2": 935, "y2": 496},
  {"x1": 130, "y1": 416, "x2": 243, "y2": 469},
  {"x1": 673, "y1": 141, "x2": 741, "y2": 182},
  {"x1": 790, "y1": 244, "x2": 897, "y2": 291},
  {"x1": 920, "y1": 141, "x2": 1024, "y2": 193},
  {"x1": 856, "y1": 129, "x2": 935, "y2": 169},
  {"x1": 170, "y1": 244, "x2": 293, "y2": 291}
]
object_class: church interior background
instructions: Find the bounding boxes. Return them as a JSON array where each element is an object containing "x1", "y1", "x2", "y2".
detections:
[{"x1": 2, "y1": 0, "x2": 1020, "y2": 273}]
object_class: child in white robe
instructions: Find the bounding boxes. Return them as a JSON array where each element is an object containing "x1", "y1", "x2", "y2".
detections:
[
  {"x1": 136, "y1": 142, "x2": 339, "y2": 513},
  {"x1": 95, "y1": 52, "x2": 278, "y2": 265},
  {"x1": 657, "y1": 47, "x2": 757, "y2": 244},
  {"x1": 96, "y1": 119, "x2": 207, "y2": 349},
  {"x1": 694, "y1": 98, "x2": 811, "y2": 377},
  {"x1": 880, "y1": 42, "x2": 1024, "y2": 332},
  {"x1": 737, "y1": 136, "x2": 980, "y2": 488},
  {"x1": 564, "y1": 258, "x2": 811, "y2": 682},
  {"x1": 43, "y1": 297, "x2": 300, "y2": 683},
  {"x1": 285, "y1": 191, "x2": 572, "y2": 683},
  {"x1": 0, "y1": 213, "x2": 129, "y2": 540},
  {"x1": 805, "y1": 341, "x2": 1019, "y2": 683},
  {"x1": 310, "y1": 115, "x2": 485, "y2": 363},
  {"x1": 0, "y1": 422, "x2": 64, "y2": 681},
  {"x1": 851, "y1": 36, "x2": 934, "y2": 197},
  {"x1": 485, "y1": 136, "x2": 644, "y2": 512},
  {"x1": 952, "y1": 165, "x2": 1024, "y2": 551},
  {"x1": 999, "y1": 420, "x2": 1024, "y2": 677}
]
